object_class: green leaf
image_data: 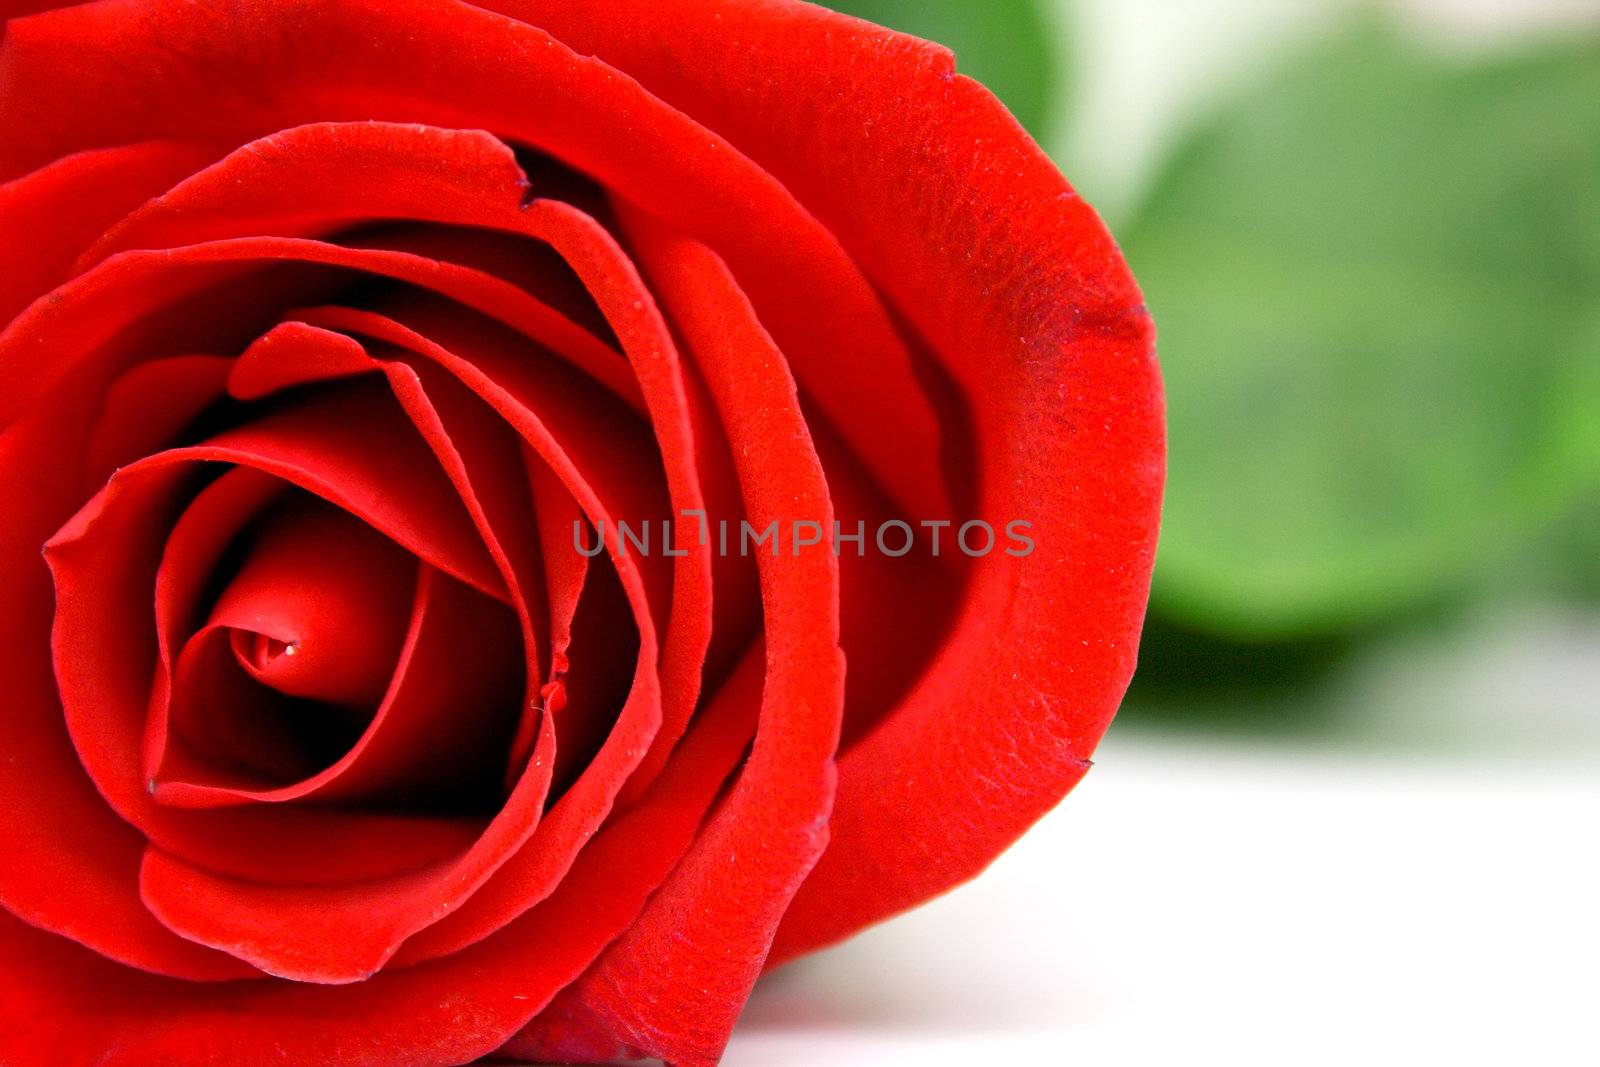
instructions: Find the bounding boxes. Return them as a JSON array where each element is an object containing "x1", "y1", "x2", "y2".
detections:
[
  {"x1": 1122, "y1": 20, "x2": 1600, "y2": 638},
  {"x1": 818, "y1": 0, "x2": 1058, "y2": 136}
]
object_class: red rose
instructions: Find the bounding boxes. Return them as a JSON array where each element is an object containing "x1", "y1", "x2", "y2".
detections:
[{"x1": 0, "y1": 1, "x2": 1162, "y2": 1064}]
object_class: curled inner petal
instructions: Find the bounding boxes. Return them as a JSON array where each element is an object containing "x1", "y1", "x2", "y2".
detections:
[{"x1": 211, "y1": 495, "x2": 415, "y2": 712}]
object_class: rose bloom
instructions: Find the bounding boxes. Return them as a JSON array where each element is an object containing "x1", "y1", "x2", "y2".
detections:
[{"x1": 0, "y1": 1, "x2": 1163, "y2": 1064}]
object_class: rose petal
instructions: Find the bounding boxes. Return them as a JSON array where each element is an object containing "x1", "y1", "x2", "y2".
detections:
[
  {"x1": 262, "y1": 301, "x2": 675, "y2": 968},
  {"x1": 511, "y1": 214, "x2": 845, "y2": 1065},
  {"x1": 159, "y1": 624, "x2": 359, "y2": 795},
  {"x1": 205, "y1": 495, "x2": 417, "y2": 709},
  {"x1": 125, "y1": 307, "x2": 687, "y2": 980},
  {"x1": 54, "y1": 119, "x2": 721, "y2": 804},
  {"x1": 82, "y1": 354, "x2": 233, "y2": 494},
  {"x1": 0, "y1": 234, "x2": 641, "y2": 432},
  {"x1": 46, "y1": 384, "x2": 509, "y2": 886},
  {"x1": 0, "y1": 2, "x2": 949, "y2": 518},
  {"x1": 0, "y1": 139, "x2": 218, "y2": 323},
  {"x1": 0, "y1": 640, "x2": 767, "y2": 1066},
  {"x1": 500, "y1": 0, "x2": 1163, "y2": 962},
  {"x1": 0, "y1": 386, "x2": 255, "y2": 981},
  {"x1": 145, "y1": 482, "x2": 522, "y2": 811},
  {"x1": 347, "y1": 220, "x2": 616, "y2": 347},
  {"x1": 225, "y1": 320, "x2": 554, "y2": 798}
]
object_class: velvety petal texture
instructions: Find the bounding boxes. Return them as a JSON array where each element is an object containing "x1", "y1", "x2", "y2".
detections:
[{"x1": 0, "y1": 1, "x2": 1162, "y2": 1065}]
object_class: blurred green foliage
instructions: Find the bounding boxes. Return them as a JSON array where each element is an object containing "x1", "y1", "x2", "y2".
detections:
[
  {"x1": 816, "y1": 2, "x2": 1598, "y2": 736},
  {"x1": 818, "y1": 0, "x2": 1059, "y2": 135},
  {"x1": 1122, "y1": 20, "x2": 1600, "y2": 640}
]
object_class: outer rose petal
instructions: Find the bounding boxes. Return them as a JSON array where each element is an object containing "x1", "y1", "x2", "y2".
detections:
[
  {"x1": 0, "y1": 140, "x2": 220, "y2": 323},
  {"x1": 491, "y1": 0, "x2": 1164, "y2": 961},
  {"x1": 0, "y1": 387, "x2": 256, "y2": 982}
]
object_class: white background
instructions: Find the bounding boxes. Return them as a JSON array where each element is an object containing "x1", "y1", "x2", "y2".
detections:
[{"x1": 730, "y1": 732, "x2": 1599, "y2": 1065}]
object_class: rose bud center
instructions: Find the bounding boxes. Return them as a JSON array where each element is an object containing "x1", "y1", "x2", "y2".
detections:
[
  {"x1": 214, "y1": 497, "x2": 417, "y2": 714},
  {"x1": 155, "y1": 492, "x2": 424, "y2": 792}
]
